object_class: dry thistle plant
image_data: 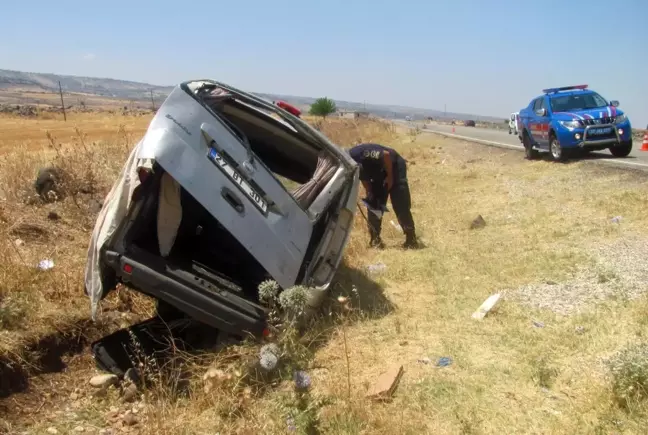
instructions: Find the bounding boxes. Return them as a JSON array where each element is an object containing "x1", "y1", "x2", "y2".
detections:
[{"x1": 255, "y1": 280, "x2": 334, "y2": 433}]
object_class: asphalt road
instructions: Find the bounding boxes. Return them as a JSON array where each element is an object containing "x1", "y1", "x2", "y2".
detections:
[{"x1": 400, "y1": 121, "x2": 648, "y2": 171}]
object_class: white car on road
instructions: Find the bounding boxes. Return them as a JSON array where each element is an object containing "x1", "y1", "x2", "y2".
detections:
[{"x1": 509, "y1": 112, "x2": 520, "y2": 135}]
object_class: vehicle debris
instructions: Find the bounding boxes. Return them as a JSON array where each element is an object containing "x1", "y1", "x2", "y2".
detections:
[
  {"x1": 471, "y1": 293, "x2": 501, "y2": 320},
  {"x1": 89, "y1": 374, "x2": 118, "y2": 388},
  {"x1": 366, "y1": 364, "x2": 404, "y2": 401}
]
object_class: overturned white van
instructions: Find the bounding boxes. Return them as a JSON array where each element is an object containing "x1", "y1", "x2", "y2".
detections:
[{"x1": 84, "y1": 80, "x2": 360, "y2": 338}]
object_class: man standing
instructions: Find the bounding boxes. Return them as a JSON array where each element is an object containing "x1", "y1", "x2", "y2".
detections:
[{"x1": 348, "y1": 143, "x2": 421, "y2": 249}]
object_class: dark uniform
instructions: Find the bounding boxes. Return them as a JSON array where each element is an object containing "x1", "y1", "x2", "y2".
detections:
[{"x1": 349, "y1": 143, "x2": 420, "y2": 249}]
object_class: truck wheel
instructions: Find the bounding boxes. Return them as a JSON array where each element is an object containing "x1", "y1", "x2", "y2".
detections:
[
  {"x1": 523, "y1": 133, "x2": 539, "y2": 160},
  {"x1": 549, "y1": 135, "x2": 567, "y2": 162},
  {"x1": 609, "y1": 140, "x2": 633, "y2": 158}
]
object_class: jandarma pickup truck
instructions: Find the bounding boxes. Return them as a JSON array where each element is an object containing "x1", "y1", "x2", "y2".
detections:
[{"x1": 517, "y1": 84, "x2": 632, "y2": 161}]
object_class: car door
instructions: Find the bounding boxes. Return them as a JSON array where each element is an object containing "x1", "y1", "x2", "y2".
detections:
[
  {"x1": 138, "y1": 86, "x2": 313, "y2": 290},
  {"x1": 529, "y1": 98, "x2": 549, "y2": 147}
]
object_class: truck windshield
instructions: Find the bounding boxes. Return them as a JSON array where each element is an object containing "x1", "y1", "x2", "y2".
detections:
[{"x1": 550, "y1": 93, "x2": 608, "y2": 113}]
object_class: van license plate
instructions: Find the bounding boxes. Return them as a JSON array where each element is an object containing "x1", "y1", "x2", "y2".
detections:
[{"x1": 207, "y1": 148, "x2": 268, "y2": 214}]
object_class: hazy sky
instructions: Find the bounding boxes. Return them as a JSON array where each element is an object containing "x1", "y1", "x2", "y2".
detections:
[{"x1": 1, "y1": 0, "x2": 646, "y2": 125}]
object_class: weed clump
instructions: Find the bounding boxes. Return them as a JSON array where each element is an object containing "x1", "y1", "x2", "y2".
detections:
[{"x1": 607, "y1": 342, "x2": 648, "y2": 409}]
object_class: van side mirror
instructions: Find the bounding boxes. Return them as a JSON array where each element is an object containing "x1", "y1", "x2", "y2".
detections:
[{"x1": 610, "y1": 100, "x2": 620, "y2": 107}]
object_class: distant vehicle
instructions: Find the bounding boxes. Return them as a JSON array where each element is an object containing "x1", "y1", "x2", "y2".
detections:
[
  {"x1": 517, "y1": 84, "x2": 633, "y2": 161},
  {"x1": 508, "y1": 112, "x2": 519, "y2": 135},
  {"x1": 85, "y1": 79, "x2": 360, "y2": 339},
  {"x1": 405, "y1": 116, "x2": 412, "y2": 122},
  {"x1": 464, "y1": 120, "x2": 476, "y2": 127}
]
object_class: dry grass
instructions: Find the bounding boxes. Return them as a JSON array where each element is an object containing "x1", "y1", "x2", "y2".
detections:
[
  {"x1": 0, "y1": 89, "x2": 153, "y2": 110},
  {"x1": 3, "y1": 112, "x2": 648, "y2": 434},
  {"x1": 0, "y1": 112, "x2": 153, "y2": 153}
]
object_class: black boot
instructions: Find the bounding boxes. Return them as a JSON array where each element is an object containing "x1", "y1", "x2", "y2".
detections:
[
  {"x1": 370, "y1": 236, "x2": 385, "y2": 249},
  {"x1": 402, "y1": 231, "x2": 422, "y2": 250}
]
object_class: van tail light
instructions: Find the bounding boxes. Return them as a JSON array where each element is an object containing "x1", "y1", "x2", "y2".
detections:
[{"x1": 123, "y1": 263, "x2": 133, "y2": 274}]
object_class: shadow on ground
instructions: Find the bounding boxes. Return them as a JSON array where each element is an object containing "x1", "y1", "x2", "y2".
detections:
[
  {"x1": 300, "y1": 260, "x2": 395, "y2": 353},
  {"x1": 0, "y1": 319, "x2": 101, "y2": 398},
  {"x1": 536, "y1": 149, "x2": 638, "y2": 164}
]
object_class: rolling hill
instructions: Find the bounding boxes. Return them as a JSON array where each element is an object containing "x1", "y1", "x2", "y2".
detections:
[{"x1": 0, "y1": 69, "x2": 504, "y2": 122}]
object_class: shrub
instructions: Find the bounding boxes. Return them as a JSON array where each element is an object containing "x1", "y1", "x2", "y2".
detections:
[
  {"x1": 607, "y1": 342, "x2": 648, "y2": 409},
  {"x1": 309, "y1": 97, "x2": 337, "y2": 118}
]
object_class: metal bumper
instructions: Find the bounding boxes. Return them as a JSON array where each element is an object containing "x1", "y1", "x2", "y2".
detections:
[{"x1": 577, "y1": 123, "x2": 621, "y2": 148}]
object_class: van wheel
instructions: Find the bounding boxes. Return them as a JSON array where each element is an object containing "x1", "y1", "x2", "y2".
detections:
[
  {"x1": 549, "y1": 135, "x2": 566, "y2": 162},
  {"x1": 523, "y1": 133, "x2": 539, "y2": 160},
  {"x1": 508, "y1": 129, "x2": 512, "y2": 135}
]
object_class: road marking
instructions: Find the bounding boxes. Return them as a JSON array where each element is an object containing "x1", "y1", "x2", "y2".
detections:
[
  {"x1": 422, "y1": 129, "x2": 648, "y2": 171},
  {"x1": 427, "y1": 130, "x2": 524, "y2": 151}
]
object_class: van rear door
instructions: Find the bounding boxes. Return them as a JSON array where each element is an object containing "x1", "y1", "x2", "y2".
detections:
[{"x1": 137, "y1": 85, "x2": 313, "y2": 290}]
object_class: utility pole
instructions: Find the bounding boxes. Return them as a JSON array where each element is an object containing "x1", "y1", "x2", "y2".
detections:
[
  {"x1": 150, "y1": 89, "x2": 156, "y2": 111},
  {"x1": 58, "y1": 81, "x2": 67, "y2": 122}
]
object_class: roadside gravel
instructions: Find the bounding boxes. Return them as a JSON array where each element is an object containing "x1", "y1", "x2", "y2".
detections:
[{"x1": 510, "y1": 235, "x2": 648, "y2": 315}]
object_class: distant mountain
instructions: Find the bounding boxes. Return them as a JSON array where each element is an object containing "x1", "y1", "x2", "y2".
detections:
[
  {"x1": 0, "y1": 69, "x2": 504, "y2": 122},
  {"x1": 0, "y1": 69, "x2": 173, "y2": 99}
]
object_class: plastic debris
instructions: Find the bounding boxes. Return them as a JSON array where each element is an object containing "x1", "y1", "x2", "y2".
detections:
[
  {"x1": 611, "y1": 216, "x2": 622, "y2": 224},
  {"x1": 367, "y1": 263, "x2": 387, "y2": 275},
  {"x1": 293, "y1": 370, "x2": 311, "y2": 391},
  {"x1": 532, "y1": 320, "x2": 545, "y2": 328},
  {"x1": 417, "y1": 357, "x2": 432, "y2": 365},
  {"x1": 436, "y1": 357, "x2": 453, "y2": 367},
  {"x1": 390, "y1": 220, "x2": 403, "y2": 232},
  {"x1": 37, "y1": 259, "x2": 54, "y2": 271},
  {"x1": 286, "y1": 417, "x2": 296, "y2": 432}
]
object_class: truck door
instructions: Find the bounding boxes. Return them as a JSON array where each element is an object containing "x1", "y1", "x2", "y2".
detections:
[{"x1": 529, "y1": 98, "x2": 549, "y2": 148}]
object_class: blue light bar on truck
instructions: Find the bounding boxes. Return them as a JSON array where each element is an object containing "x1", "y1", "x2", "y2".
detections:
[{"x1": 542, "y1": 84, "x2": 588, "y2": 94}]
